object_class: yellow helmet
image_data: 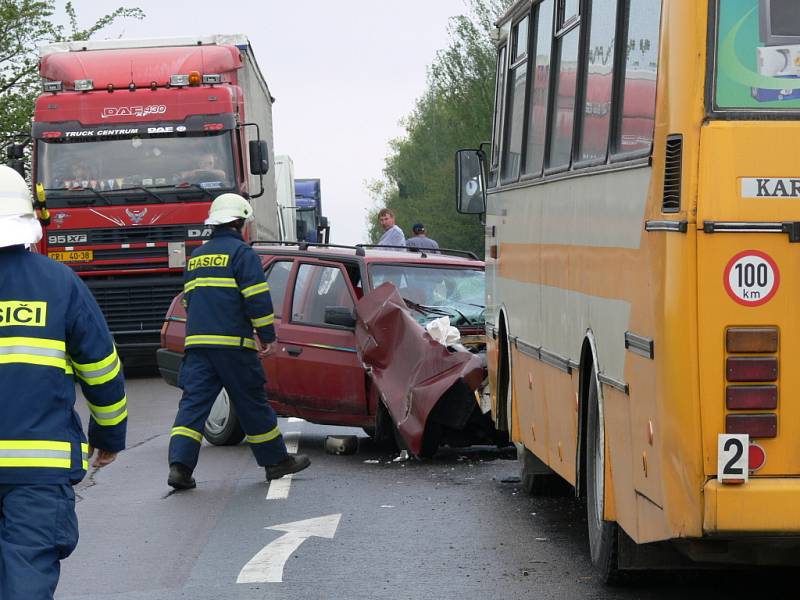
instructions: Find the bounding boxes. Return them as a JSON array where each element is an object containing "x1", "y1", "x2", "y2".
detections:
[{"x1": 205, "y1": 193, "x2": 254, "y2": 225}]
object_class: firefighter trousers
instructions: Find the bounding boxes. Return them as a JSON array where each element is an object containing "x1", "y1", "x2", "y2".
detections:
[
  {"x1": 0, "y1": 484, "x2": 78, "y2": 600},
  {"x1": 169, "y1": 348, "x2": 288, "y2": 470}
]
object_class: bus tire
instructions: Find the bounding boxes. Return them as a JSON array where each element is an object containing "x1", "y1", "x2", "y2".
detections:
[
  {"x1": 586, "y1": 368, "x2": 621, "y2": 583},
  {"x1": 204, "y1": 389, "x2": 245, "y2": 446}
]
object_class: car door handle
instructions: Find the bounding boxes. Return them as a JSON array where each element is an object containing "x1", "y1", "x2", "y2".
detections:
[{"x1": 286, "y1": 346, "x2": 303, "y2": 357}]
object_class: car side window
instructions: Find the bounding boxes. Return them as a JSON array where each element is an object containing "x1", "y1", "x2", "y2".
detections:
[
  {"x1": 264, "y1": 260, "x2": 293, "y2": 318},
  {"x1": 291, "y1": 263, "x2": 355, "y2": 326}
]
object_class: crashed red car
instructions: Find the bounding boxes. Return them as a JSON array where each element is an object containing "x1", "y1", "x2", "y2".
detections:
[{"x1": 157, "y1": 243, "x2": 500, "y2": 456}]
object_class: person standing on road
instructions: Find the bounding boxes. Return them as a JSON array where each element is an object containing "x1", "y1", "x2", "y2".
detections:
[
  {"x1": 167, "y1": 193, "x2": 310, "y2": 490},
  {"x1": 0, "y1": 166, "x2": 127, "y2": 600},
  {"x1": 405, "y1": 223, "x2": 439, "y2": 252},
  {"x1": 376, "y1": 208, "x2": 406, "y2": 248}
]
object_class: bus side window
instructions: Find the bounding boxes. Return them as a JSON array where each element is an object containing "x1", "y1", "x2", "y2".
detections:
[
  {"x1": 614, "y1": 0, "x2": 662, "y2": 157},
  {"x1": 489, "y1": 45, "x2": 507, "y2": 188},
  {"x1": 579, "y1": 0, "x2": 619, "y2": 163},
  {"x1": 523, "y1": 0, "x2": 555, "y2": 177},
  {"x1": 547, "y1": 6, "x2": 581, "y2": 171},
  {"x1": 501, "y1": 15, "x2": 530, "y2": 183}
]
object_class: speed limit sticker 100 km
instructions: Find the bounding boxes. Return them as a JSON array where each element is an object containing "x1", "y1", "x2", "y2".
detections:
[{"x1": 723, "y1": 250, "x2": 780, "y2": 307}]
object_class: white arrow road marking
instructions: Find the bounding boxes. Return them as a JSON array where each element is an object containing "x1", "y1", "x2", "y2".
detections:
[
  {"x1": 236, "y1": 514, "x2": 341, "y2": 584},
  {"x1": 266, "y1": 431, "x2": 300, "y2": 500}
]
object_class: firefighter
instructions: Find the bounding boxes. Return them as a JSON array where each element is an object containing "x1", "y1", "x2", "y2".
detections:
[
  {"x1": 0, "y1": 165, "x2": 127, "y2": 599},
  {"x1": 167, "y1": 193, "x2": 310, "y2": 490}
]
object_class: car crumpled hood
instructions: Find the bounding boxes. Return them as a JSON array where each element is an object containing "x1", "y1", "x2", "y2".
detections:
[{"x1": 354, "y1": 282, "x2": 485, "y2": 456}]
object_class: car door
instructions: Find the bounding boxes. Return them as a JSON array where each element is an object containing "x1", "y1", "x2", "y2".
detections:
[{"x1": 273, "y1": 260, "x2": 367, "y2": 421}]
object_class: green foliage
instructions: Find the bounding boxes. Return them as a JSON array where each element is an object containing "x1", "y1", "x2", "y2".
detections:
[
  {"x1": 367, "y1": 0, "x2": 511, "y2": 257},
  {"x1": 0, "y1": 1, "x2": 144, "y2": 143}
]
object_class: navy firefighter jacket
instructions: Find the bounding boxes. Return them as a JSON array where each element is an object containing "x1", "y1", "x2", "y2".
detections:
[
  {"x1": 183, "y1": 227, "x2": 275, "y2": 350},
  {"x1": 0, "y1": 245, "x2": 127, "y2": 485}
]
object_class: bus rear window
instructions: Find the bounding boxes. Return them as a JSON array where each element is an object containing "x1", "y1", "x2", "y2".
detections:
[{"x1": 714, "y1": 0, "x2": 800, "y2": 111}]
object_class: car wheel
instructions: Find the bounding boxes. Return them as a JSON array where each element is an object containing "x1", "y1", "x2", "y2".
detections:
[
  {"x1": 586, "y1": 367, "x2": 621, "y2": 583},
  {"x1": 204, "y1": 389, "x2": 245, "y2": 446},
  {"x1": 373, "y1": 400, "x2": 400, "y2": 453}
]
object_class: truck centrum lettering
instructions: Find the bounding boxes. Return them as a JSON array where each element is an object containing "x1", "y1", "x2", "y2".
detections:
[
  {"x1": 0, "y1": 301, "x2": 47, "y2": 327},
  {"x1": 187, "y1": 254, "x2": 230, "y2": 270}
]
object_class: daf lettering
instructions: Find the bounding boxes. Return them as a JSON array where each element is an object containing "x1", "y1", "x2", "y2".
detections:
[
  {"x1": 147, "y1": 126, "x2": 174, "y2": 134},
  {"x1": 188, "y1": 228, "x2": 213, "y2": 239}
]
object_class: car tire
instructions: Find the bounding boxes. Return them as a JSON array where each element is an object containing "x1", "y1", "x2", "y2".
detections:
[
  {"x1": 586, "y1": 367, "x2": 622, "y2": 584},
  {"x1": 204, "y1": 389, "x2": 245, "y2": 446},
  {"x1": 373, "y1": 400, "x2": 400, "y2": 453}
]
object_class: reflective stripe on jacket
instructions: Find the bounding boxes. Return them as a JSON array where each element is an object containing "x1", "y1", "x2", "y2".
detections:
[
  {"x1": 183, "y1": 228, "x2": 275, "y2": 349},
  {"x1": 0, "y1": 245, "x2": 127, "y2": 484}
]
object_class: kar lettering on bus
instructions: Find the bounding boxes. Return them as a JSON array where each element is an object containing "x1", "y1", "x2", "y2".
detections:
[
  {"x1": 187, "y1": 254, "x2": 230, "y2": 271},
  {"x1": 741, "y1": 178, "x2": 800, "y2": 198},
  {"x1": 0, "y1": 301, "x2": 47, "y2": 327}
]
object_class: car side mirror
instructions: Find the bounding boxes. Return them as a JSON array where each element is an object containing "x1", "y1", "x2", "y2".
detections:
[
  {"x1": 249, "y1": 140, "x2": 269, "y2": 175},
  {"x1": 455, "y1": 149, "x2": 486, "y2": 214},
  {"x1": 324, "y1": 306, "x2": 356, "y2": 328}
]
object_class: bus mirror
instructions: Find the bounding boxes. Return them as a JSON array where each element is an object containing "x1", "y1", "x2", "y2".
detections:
[
  {"x1": 455, "y1": 149, "x2": 486, "y2": 214},
  {"x1": 249, "y1": 140, "x2": 269, "y2": 175}
]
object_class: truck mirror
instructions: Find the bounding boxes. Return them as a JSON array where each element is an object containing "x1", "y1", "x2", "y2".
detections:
[
  {"x1": 324, "y1": 306, "x2": 356, "y2": 328},
  {"x1": 455, "y1": 149, "x2": 486, "y2": 214},
  {"x1": 249, "y1": 140, "x2": 269, "y2": 175}
]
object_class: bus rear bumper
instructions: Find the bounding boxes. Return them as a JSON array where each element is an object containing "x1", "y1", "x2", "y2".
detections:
[{"x1": 704, "y1": 478, "x2": 800, "y2": 534}]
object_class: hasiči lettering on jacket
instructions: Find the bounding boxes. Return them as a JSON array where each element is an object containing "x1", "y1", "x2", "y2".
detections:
[
  {"x1": 0, "y1": 301, "x2": 47, "y2": 327},
  {"x1": 187, "y1": 254, "x2": 230, "y2": 271}
]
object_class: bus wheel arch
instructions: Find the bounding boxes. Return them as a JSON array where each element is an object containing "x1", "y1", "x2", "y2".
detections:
[{"x1": 495, "y1": 308, "x2": 513, "y2": 435}]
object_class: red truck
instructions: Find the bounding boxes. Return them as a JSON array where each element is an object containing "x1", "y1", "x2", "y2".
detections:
[{"x1": 24, "y1": 35, "x2": 280, "y2": 365}]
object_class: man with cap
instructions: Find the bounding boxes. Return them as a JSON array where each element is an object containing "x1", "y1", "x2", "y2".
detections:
[
  {"x1": 406, "y1": 223, "x2": 440, "y2": 252},
  {"x1": 0, "y1": 165, "x2": 127, "y2": 599},
  {"x1": 167, "y1": 193, "x2": 310, "y2": 490}
]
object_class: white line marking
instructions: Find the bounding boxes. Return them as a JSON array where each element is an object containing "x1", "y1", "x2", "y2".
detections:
[
  {"x1": 236, "y1": 514, "x2": 341, "y2": 584},
  {"x1": 266, "y1": 431, "x2": 300, "y2": 500}
]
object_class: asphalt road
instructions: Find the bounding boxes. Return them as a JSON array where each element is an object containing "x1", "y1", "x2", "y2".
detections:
[{"x1": 55, "y1": 372, "x2": 790, "y2": 600}]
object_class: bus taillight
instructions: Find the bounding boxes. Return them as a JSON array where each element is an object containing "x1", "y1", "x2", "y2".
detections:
[{"x1": 725, "y1": 327, "x2": 779, "y2": 443}]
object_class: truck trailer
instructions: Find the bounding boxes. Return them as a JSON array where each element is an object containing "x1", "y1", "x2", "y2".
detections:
[{"x1": 28, "y1": 34, "x2": 279, "y2": 365}]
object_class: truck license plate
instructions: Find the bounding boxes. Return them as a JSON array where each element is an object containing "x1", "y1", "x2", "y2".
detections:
[{"x1": 48, "y1": 250, "x2": 93, "y2": 262}]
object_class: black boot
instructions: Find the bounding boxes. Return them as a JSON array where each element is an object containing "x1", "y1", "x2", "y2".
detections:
[
  {"x1": 265, "y1": 454, "x2": 310, "y2": 480},
  {"x1": 168, "y1": 463, "x2": 196, "y2": 490}
]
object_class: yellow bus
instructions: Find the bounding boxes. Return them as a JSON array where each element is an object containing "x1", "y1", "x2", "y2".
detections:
[{"x1": 456, "y1": 0, "x2": 800, "y2": 581}]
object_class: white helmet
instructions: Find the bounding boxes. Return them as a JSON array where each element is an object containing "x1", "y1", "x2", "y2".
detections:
[
  {"x1": 0, "y1": 165, "x2": 42, "y2": 248},
  {"x1": 204, "y1": 193, "x2": 254, "y2": 225}
]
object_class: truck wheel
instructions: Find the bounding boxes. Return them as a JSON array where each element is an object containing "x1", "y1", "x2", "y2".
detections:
[
  {"x1": 586, "y1": 368, "x2": 621, "y2": 583},
  {"x1": 204, "y1": 389, "x2": 245, "y2": 446}
]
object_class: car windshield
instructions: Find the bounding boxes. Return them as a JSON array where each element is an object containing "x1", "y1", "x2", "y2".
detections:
[
  {"x1": 35, "y1": 131, "x2": 236, "y2": 207},
  {"x1": 369, "y1": 264, "x2": 485, "y2": 328}
]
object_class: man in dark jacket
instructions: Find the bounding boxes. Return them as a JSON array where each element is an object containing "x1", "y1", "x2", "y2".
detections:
[
  {"x1": 0, "y1": 165, "x2": 127, "y2": 600},
  {"x1": 168, "y1": 193, "x2": 310, "y2": 490}
]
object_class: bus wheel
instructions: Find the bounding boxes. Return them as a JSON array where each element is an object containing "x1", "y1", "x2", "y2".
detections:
[{"x1": 586, "y1": 368, "x2": 621, "y2": 583}]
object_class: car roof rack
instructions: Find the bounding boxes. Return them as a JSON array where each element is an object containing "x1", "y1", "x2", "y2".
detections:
[
  {"x1": 355, "y1": 244, "x2": 479, "y2": 260},
  {"x1": 249, "y1": 240, "x2": 479, "y2": 261}
]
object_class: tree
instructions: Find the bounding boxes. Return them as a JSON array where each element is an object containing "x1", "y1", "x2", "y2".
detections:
[
  {"x1": 367, "y1": 0, "x2": 511, "y2": 257},
  {"x1": 0, "y1": 1, "x2": 144, "y2": 143}
]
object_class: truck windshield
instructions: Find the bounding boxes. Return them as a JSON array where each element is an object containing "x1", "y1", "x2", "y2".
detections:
[
  {"x1": 369, "y1": 264, "x2": 485, "y2": 328},
  {"x1": 296, "y1": 208, "x2": 317, "y2": 242},
  {"x1": 713, "y1": 0, "x2": 800, "y2": 111},
  {"x1": 36, "y1": 131, "x2": 236, "y2": 207}
]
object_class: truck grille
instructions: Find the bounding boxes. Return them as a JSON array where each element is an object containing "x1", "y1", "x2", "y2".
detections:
[
  {"x1": 85, "y1": 276, "x2": 183, "y2": 337},
  {"x1": 48, "y1": 224, "x2": 202, "y2": 246}
]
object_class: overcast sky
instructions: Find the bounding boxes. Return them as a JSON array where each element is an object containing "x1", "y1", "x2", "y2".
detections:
[{"x1": 60, "y1": 0, "x2": 471, "y2": 244}]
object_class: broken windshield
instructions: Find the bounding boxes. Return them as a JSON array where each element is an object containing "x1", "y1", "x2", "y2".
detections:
[
  {"x1": 35, "y1": 130, "x2": 236, "y2": 207},
  {"x1": 368, "y1": 264, "x2": 485, "y2": 328}
]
